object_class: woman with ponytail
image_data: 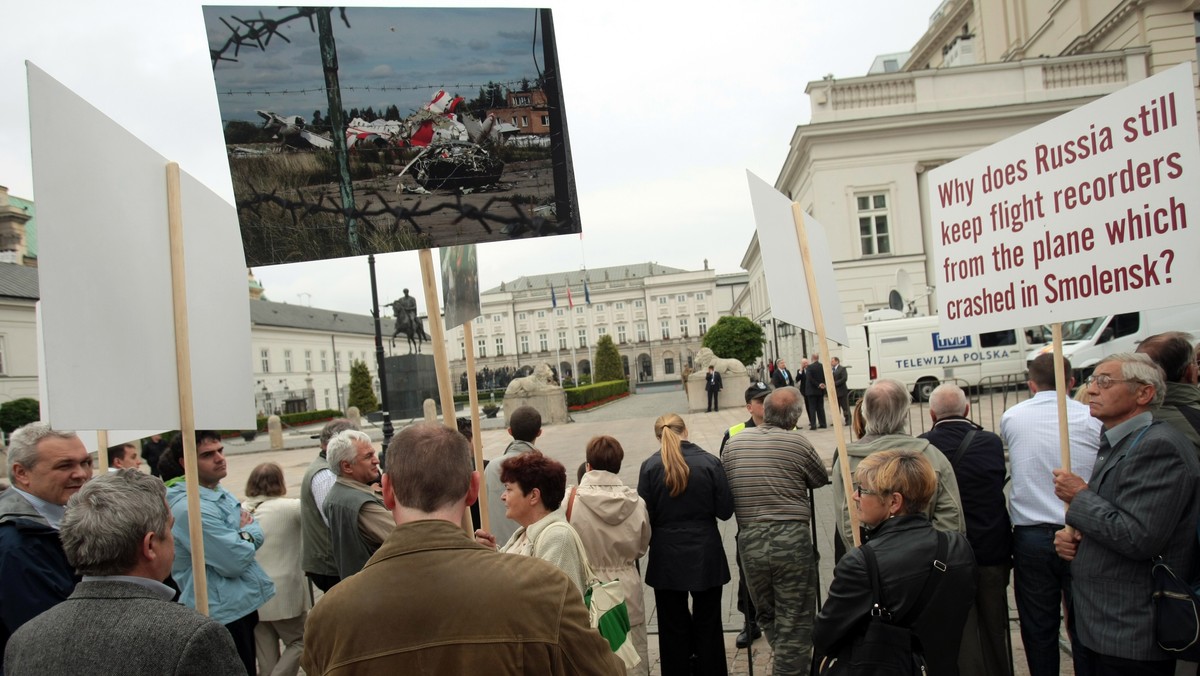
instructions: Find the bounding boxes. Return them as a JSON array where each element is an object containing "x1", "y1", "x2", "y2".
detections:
[{"x1": 637, "y1": 414, "x2": 735, "y2": 675}]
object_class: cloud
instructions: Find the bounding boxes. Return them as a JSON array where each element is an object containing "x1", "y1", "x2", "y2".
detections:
[{"x1": 367, "y1": 64, "x2": 394, "y2": 79}]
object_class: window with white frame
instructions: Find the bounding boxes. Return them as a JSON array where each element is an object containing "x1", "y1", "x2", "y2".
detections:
[
  {"x1": 577, "y1": 329, "x2": 587, "y2": 348},
  {"x1": 699, "y1": 316, "x2": 708, "y2": 335},
  {"x1": 493, "y1": 314, "x2": 501, "y2": 322},
  {"x1": 321, "y1": 350, "x2": 328, "y2": 371},
  {"x1": 537, "y1": 310, "x2": 546, "y2": 318},
  {"x1": 260, "y1": 348, "x2": 270, "y2": 373},
  {"x1": 661, "y1": 320, "x2": 670, "y2": 339},
  {"x1": 520, "y1": 335, "x2": 529, "y2": 353},
  {"x1": 857, "y1": 193, "x2": 891, "y2": 255},
  {"x1": 518, "y1": 312, "x2": 527, "y2": 320},
  {"x1": 558, "y1": 331, "x2": 568, "y2": 349},
  {"x1": 679, "y1": 318, "x2": 689, "y2": 337},
  {"x1": 595, "y1": 303, "x2": 605, "y2": 311},
  {"x1": 617, "y1": 325, "x2": 626, "y2": 343},
  {"x1": 556, "y1": 309, "x2": 564, "y2": 316},
  {"x1": 658, "y1": 296, "x2": 667, "y2": 305},
  {"x1": 334, "y1": 351, "x2": 341, "y2": 372},
  {"x1": 495, "y1": 337, "x2": 504, "y2": 356},
  {"x1": 634, "y1": 300, "x2": 643, "y2": 308},
  {"x1": 460, "y1": 343, "x2": 466, "y2": 359},
  {"x1": 477, "y1": 338, "x2": 486, "y2": 358},
  {"x1": 676, "y1": 294, "x2": 686, "y2": 303},
  {"x1": 597, "y1": 326, "x2": 606, "y2": 336},
  {"x1": 324, "y1": 389, "x2": 330, "y2": 408},
  {"x1": 305, "y1": 350, "x2": 312, "y2": 372},
  {"x1": 576, "y1": 306, "x2": 584, "y2": 314},
  {"x1": 539, "y1": 333, "x2": 548, "y2": 351},
  {"x1": 284, "y1": 349, "x2": 293, "y2": 373},
  {"x1": 696, "y1": 291, "x2": 705, "y2": 300},
  {"x1": 637, "y1": 324, "x2": 647, "y2": 341},
  {"x1": 616, "y1": 302, "x2": 624, "y2": 309}
]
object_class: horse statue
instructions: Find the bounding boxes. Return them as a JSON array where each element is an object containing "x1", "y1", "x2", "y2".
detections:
[{"x1": 391, "y1": 296, "x2": 431, "y2": 354}]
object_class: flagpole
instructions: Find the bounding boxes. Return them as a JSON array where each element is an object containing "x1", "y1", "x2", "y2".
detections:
[
  {"x1": 568, "y1": 277, "x2": 578, "y2": 385},
  {"x1": 584, "y1": 274, "x2": 595, "y2": 381},
  {"x1": 551, "y1": 283, "x2": 563, "y2": 385}
]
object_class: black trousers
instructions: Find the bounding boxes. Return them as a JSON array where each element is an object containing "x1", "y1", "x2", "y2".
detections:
[
  {"x1": 224, "y1": 610, "x2": 259, "y2": 676},
  {"x1": 306, "y1": 572, "x2": 339, "y2": 593},
  {"x1": 806, "y1": 394, "x2": 826, "y2": 428},
  {"x1": 1073, "y1": 642, "x2": 1173, "y2": 676},
  {"x1": 707, "y1": 390, "x2": 719, "y2": 411},
  {"x1": 654, "y1": 586, "x2": 727, "y2": 676}
]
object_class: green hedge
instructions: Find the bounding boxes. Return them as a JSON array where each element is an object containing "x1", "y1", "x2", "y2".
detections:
[{"x1": 565, "y1": 380, "x2": 628, "y2": 407}]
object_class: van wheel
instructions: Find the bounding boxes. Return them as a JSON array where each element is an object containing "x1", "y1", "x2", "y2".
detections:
[{"x1": 914, "y1": 379, "x2": 939, "y2": 402}]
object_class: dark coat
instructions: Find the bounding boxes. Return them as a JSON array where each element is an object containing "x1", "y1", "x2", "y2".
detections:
[
  {"x1": 638, "y1": 440, "x2": 734, "y2": 591},
  {"x1": 0, "y1": 490, "x2": 77, "y2": 659},
  {"x1": 831, "y1": 364, "x2": 849, "y2": 398},
  {"x1": 5, "y1": 580, "x2": 246, "y2": 676},
  {"x1": 803, "y1": 361, "x2": 826, "y2": 397},
  {"x1": 771, "y1": 368, "x2": 794, "y2": 389},
  {"x1": 919, "y1": 417, "x2": 1012, "y2": 566},
  {"x1": 705, "y1": 370, "x2": 723, "y2": 393},
  {"x1": 814, "y1": 515, "x2": 977, "y2": 676}
]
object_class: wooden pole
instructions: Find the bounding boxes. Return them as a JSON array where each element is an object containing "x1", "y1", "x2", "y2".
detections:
[
  {"x1": 166, "y1": 162, "x2": 208, "y2": 615},
  {"x1": 1051, "y1": 322, "x2": 1074, "y2": 535},
  {"x1": 96, "y1": 430, "x2": 109, "y2": 472},
  {"x1": 463, "y1": 320, "x2": 488, "y2": 531},
  {"x1": 416, "y1": 249, "x2": 472, "y2": 532},
  {"x1": 791, "y1": 203, "x2": 862, "y2": 547}
]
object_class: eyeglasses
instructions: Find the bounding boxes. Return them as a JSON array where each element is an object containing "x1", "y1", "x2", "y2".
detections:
[
  {"x1": 853, "y1": 484, "x2": 877, "y2": 497},
  {"x1": 1084, "y1": 374, "x2": 1142, "y2": 389}
]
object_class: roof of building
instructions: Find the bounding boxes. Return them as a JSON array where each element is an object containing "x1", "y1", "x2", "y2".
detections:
[
  {"x1": 0, "y1": 263, "x2": 39, "y2": 300},
  {"x1": 250, "y1": 298, "x2": 396, "y2": 336},
  {"x1": 483, "y1": 262, "x2": 690, "y2": 294},
  {"x1": 8, "y1": 195, "x2": 36, "y2": 259}
]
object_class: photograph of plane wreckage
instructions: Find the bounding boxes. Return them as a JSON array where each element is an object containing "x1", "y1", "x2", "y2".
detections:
[{"x1": 204, "y1": 6, "x2": 580, "y2": 266}]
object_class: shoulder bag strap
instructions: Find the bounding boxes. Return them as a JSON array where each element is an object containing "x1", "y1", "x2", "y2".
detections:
[
  {"x1": 1174, "y1": 405, "x2": 1200, "y2": 438},
  {"x1": 897, "y1": 530, "x2": 950, "y2": 626},
  {"x1": 947, "y1": 429, "x2": 977, "y2": 467},
  {"x1": 860, "y1": 542, "x2": 887, "y2": 617},
  {"x1": 566, "y1": 486, "x2": 578, "y2": 522},
  {"x1": 537, "y1": 520, "x2": 598, "y2": 583}
]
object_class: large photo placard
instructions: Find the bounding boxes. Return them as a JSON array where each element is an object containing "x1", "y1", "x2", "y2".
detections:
[
  {"x1": 929, "y1": 64, "x2": 1200, "y2": 334},
  {"x1": 203, "y1": 6, "x2": 580, "y2": 266}
]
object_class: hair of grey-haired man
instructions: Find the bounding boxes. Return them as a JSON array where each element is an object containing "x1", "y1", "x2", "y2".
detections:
[
  {"x1": 59, "y1": 470, "x2": 170, "y2": 577},
  {"x1": 928, "y1": 383, "x2": 969, "y2": 420},
  {"x1": 763, "y1": 386, "x2": 805, "y2": 429},
  {"x1": 8, "y1": 422, "x2": 78, "y2": 472},
  {"x1": 327, "y1": 430, "x2": 373, "y2": 477},
  {"x1": 861, "y1": 379, "x2": 912, "y2": 436},
  {"x1": 1098, "y1": 352, "x2": 1167, "y2": 408},
  {"x1": 319, "y1": 418, "x2": 359, "y2": 452}
]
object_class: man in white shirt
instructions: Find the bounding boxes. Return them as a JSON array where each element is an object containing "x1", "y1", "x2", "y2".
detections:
[{"x1": 1000, "y1": 354, "x2": 1101, "y2": 676}]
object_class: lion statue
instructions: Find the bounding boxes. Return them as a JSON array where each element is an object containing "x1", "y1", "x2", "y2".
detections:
[
  {"x1": 505, "y1": 362, "x2": 561, "y2": 396},
  {"x1": 691, "y1": 347, "x2": 748, "y2": 379}
]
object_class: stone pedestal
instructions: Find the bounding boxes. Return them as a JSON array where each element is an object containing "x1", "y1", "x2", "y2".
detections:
[
  {"x1": 687, "y1": 373, "x2": 751, "y2": 412},
  {"x1": 384, "y1": 354, "x2": 438, "y2": 420},
  {"x1": 503, "y1": 390, "x2": 569, "y2": 425}
]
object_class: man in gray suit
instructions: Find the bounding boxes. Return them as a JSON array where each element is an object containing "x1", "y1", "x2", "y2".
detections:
[
  {"x1": 4, "y1": 470, "x2": 245, "y2": 675},
  {"x1": 1054, "y1": 353, "x2": 1200, "y2": 675}
]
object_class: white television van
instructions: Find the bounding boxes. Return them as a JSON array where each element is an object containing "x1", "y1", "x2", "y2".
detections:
[
  {"x1": 842, "y1": 315, "x2": 1031, "y2": 401},
  {"x1": 1024, "y1": 304, "x2": 1200, "y2": 379}
]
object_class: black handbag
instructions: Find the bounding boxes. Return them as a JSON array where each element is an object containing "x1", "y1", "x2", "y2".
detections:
[
  {"x1": 816, "y1": 531, "x2": 948, "y2": 676},
  {"x1": 1153, "y1": 546, "x2": 1200, "y2": 661}
]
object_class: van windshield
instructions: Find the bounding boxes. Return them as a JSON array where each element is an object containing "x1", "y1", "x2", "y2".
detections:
[{"x1": 1034, "y1": 318, "x2": 1105, "y2": 342}]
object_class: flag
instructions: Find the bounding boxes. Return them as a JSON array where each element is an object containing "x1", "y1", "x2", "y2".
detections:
[
  {"x1": 551, "y1": 285, "x2": 557, "y2": 309},
  {"x1": 584, "y1": 280, "x2": 591, "y2": 305},
  {"x1": 567, "y1": 286, "x2": 574, "y2": 309}
]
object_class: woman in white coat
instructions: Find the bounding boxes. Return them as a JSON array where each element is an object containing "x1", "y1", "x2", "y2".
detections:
[
  {"x1": 244, "y1": 463, "x2": 310, "y2": 676},
  {"x1": 567, "y1": 435, "x2": 652, "y2": 674}
]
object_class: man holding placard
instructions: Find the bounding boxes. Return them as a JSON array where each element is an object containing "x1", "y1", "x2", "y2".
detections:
[{"x1": 1054, "y1": 353, "x2": 1200, "y2": 674}]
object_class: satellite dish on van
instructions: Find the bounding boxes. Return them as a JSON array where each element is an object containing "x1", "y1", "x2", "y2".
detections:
[
  {"x1": 896, "y1": 270, "x2": 914, "y2": 299},
  {"x1": 888, "y1": 290, "x2": 904, "y2": 312}
]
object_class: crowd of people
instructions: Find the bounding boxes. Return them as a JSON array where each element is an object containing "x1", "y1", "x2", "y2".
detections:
[{"x1": 1, "y1": 330, "x2": 1199, "y2": 676}]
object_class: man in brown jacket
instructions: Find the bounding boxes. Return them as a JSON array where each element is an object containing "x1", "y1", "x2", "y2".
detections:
[{"x1": 302, "y1": 423, "x2": 622, "y2": 676}]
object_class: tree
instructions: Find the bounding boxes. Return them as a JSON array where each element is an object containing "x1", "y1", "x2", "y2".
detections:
[
  {"x1": 347, "y1": 360, "x2": 379, "y2": 414},
  {"x1": 594, "y1": 334, "x2": 623, "y2": 383},
  {"x1": 0, "y1": 398, "x2": 39, "y2": 435},
  {"x1": 312, "y1": 110, "x2": 324, "y2": 127},
  {"x1": 701, "y1": 316, "x2": 764, "y2": 368}
]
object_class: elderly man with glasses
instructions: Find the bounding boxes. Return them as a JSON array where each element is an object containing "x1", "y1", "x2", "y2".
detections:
[{"x1": 1054, "y1": 353, "x2": 1200, "y2": 675}]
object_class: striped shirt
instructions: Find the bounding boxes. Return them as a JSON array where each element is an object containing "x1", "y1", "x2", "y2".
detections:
[{"x1": 722, "y1": 425, "x2": 830, "y2": 525}]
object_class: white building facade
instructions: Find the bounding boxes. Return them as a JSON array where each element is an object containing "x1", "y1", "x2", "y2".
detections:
[
  {"x1": 441, "y1": 262, "x2": 722, "y2": 389},
  {"x1": 744, "y1": 0, "x2": 1198, "y2": 337}
]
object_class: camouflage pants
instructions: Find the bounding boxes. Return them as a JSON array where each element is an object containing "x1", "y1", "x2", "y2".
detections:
[{"x1": 738, "y1": 520, "x2": 817, "y2": 676}]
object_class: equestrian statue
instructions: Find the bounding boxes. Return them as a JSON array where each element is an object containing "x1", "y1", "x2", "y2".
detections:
[{"x1": 391, "y1": 288, "x2": 431, "y2": 354}]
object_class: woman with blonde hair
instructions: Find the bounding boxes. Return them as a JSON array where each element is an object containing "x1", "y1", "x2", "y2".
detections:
[
  {"x1": 243, "y1": 462, "x2": 308, "y2": 676},
  {"x1": 637, "y1": 414, "x2": 734, "y2": 676},
  {"x1": 814, "y1": 450, "x2": 976, "y2": 675}
]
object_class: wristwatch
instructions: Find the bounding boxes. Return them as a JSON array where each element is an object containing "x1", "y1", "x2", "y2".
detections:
[{"x1": 238, "y1": 531, "x2": 254, "y2": 543}]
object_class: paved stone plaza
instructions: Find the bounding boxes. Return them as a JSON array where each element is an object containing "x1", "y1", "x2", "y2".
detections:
[{"x1": 220, "y1": 385, "x2": 1071, "y2": 675}]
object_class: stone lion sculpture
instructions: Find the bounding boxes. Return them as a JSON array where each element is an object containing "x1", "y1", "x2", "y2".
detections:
[
  {"x1": 505, "y1": 362, "x2": 561, "y2": 396},
  {"x1": 692, "y1": 347, "x2": 748, "y2": 379}
]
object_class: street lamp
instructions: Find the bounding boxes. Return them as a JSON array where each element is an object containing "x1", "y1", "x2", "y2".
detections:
[{"x1": 331, "y1": 313, "x2": 343, "y2": 412}]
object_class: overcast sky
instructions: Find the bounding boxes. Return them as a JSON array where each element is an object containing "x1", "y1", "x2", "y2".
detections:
[{"x1": 3, "y1": 0, "x2": 940, "y2": 318}]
